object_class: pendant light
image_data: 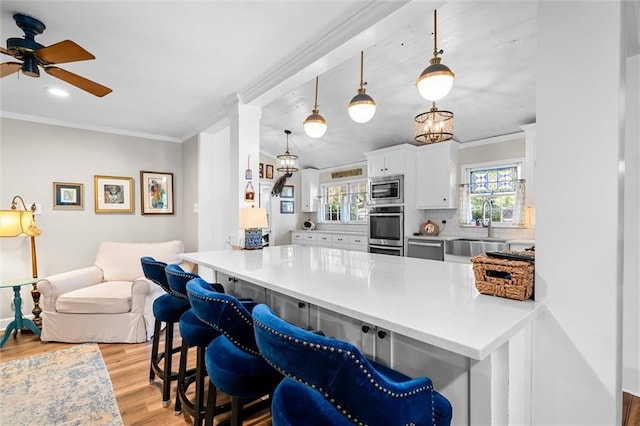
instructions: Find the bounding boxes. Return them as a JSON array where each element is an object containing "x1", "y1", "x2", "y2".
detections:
[
  {"x1": 416, "y1": 10, "x2": 455, "y2": 101},
  {"x1": 303, "y1": 76, "x2": 327, "y2": 138},
  {"x1": 347, "y1": 51, "x2": 376, "y2": 123},
  {"x1": 414, "y1": 102, "x2": 454, "y2": 144},
  {"x1": 276, "y1": 130, "x2": 299, "y2": 173}
]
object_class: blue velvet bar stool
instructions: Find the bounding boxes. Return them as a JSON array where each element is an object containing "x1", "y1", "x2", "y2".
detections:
[
  {"x1": 141, "y1": 256, "x2": 190, "y2": 407},
  {"x1": 165, "y1": 265, "x2": 230, "y2": 425},
  {"x1": 186, "y1": 278, "x2": 283, "y2": 426},
  {"x1": 253, "y1": 303, "x2": 454, "y2": 426}
]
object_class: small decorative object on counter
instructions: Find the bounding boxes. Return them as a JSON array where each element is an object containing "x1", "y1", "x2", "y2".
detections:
[
  {"x1": 420, "y1": 220, "x2": 439, "y2": 236},
  {"x1": 303, "y1": 219, "x2": 316, "y2": 231},
  {"x1": 471, "y1": 250, "x2": 535, "y2": 301}
]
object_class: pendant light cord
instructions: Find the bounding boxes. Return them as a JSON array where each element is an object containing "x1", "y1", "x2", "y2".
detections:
[
  {"x1": 313, "y1": 76, "x2": 320, "y2": 110},
  {"x1": 432, "y1": 9, "x2": 443, "y2": 57},
  {"x1": 358, "y1": 50, "x2": 369, "y2": 90}
]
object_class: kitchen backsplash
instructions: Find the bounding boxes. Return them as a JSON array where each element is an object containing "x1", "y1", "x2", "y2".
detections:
[{"x1": 416, "y1": 208, "x2": 536, "y2": 241}]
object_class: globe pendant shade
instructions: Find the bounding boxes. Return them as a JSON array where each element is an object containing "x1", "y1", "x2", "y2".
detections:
[
  {"x1": 303, "y1": 111, "x2": 327, "y2": 138},
  {"x1": 347, "y1": 91, "x2": 376, "y2": 123},
  {"x1": 416, "y1": 62, "x2": 455, "y2": 101}
]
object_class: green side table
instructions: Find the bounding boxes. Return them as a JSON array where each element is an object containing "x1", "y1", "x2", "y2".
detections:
[{"x1": 0, "y1": 278, "x2": 41, "y2": 348}]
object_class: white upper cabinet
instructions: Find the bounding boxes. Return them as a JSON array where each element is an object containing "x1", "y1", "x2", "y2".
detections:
[
  {"x1": 366, "y1": 145, "x2": 408, "y2": 177},
  {"x1": 415, "y1": 141, "x2": 460, "y2": 209},
  {"x1": 300, "y1": 169, "x2": 320, "y2": 212},
  {"x1": 367, "y1": 150, "x2": 405, "y2": 177}
]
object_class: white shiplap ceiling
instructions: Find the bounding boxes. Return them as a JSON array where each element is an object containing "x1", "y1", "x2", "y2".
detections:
[{"x1": 0, "y1": 1, "x2": 537, "y2": 169}]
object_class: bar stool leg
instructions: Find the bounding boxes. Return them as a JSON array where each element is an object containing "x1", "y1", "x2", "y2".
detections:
[
  {"x1": 149, "y1": 319, "x2": 162, "y2": 383},
  {"x1": 174, "y1": 339, "x2": 190, "y2": 415},
  {"x1": 162, "y1": 322, "x2": 175, "y2": 407}
]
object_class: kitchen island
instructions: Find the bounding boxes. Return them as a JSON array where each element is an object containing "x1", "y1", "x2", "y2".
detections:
[{"x1": 181, "y1": 245, "x2": 541, "y2": 425}]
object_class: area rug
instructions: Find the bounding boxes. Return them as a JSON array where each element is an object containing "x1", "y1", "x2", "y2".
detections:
[{"x1": 0, "y1": 343, "x2": 123, "y2": 425}]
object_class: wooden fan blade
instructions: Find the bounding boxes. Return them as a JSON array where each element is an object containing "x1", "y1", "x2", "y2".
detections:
[
  {"x1": 1, "y1": 46, "x2": 13, "y2": 57},
  {"x1": 36, "y1": 40, "x2": 95, "y2": 65},
  {"x1": 0, "y1": 62, "x2": 22, "y2": 77},
  {"x1": 45, "y1": 66, "x2": 112, "y2": 97}
]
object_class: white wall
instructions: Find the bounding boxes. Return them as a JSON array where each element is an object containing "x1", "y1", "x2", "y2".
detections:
[
  {"x1": 534, "y1": 2, "x2": 624, "y2": 424},
  {"x1": 623, "y1": 53, "x2": 640, "y2": 395},
  {"x1": 0, "y1": 118, "x2": 185, "y2": 325}
]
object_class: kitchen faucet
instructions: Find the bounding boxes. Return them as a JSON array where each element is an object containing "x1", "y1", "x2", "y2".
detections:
[{"x1": 481, "y1": 198, "x2": 493, "y2": 239}]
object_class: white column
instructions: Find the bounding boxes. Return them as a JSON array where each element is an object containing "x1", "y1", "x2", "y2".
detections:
[
  {"x1": 228, "y1": 101, "x2": 262, "y2": 243},
  {"x1": 534, "y1": 2, "x2": 624, "y2": 424}
]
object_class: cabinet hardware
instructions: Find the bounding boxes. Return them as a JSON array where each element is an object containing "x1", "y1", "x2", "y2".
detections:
[
  {"x1": 377, "y1": 330, "x2": 387, "y2": 339},
  {"x1": 361, "y1": 325, "x2": 370, "y2": 333},
  {"x1": 298, "y1": 302, "x2": 306, "y2": 309}
]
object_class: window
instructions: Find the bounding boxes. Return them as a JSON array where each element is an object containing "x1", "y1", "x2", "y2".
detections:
[
  {"x1": 320, "y1": 180, "x2": 367, "y2": 223},
  {"x1": 460, "y1": 162, "x2": 525, "y2": 226}
]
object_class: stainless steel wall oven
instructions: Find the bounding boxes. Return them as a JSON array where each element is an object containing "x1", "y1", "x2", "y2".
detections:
[{"x1": 368, "y1": 205, "x2": 404, "y2": 256}]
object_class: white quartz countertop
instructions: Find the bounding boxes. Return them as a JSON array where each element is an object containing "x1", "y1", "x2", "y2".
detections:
[{"x1": 181, "y1": 246, "x2": 542, "y2": 360}]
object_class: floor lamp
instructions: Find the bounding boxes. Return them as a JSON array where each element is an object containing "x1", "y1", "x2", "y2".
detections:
[{"x1": 0, "y1": 195, "x2": 43, "y2": 329}]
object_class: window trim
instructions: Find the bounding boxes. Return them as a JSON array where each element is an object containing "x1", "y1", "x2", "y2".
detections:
[
  {"x1": 460, "y1": 158, "x2": 525, "y2": 228},
  {"x1": 320, "y1": 178, "x2": 368, "y2": 224}
]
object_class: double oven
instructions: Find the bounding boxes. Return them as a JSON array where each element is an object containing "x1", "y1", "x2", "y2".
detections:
[{"x1": 368, "y1": 175, "x2": 404, "y2": 256}]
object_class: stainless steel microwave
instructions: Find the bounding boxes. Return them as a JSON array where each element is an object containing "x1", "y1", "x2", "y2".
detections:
[{"x1": 368, "y1": 174, "x2": 404, "y2": 205}]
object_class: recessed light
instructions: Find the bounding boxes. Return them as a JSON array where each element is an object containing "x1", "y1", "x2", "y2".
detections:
[{"x1": 47, "y1": 87, "x2": 69, "y2": 97}]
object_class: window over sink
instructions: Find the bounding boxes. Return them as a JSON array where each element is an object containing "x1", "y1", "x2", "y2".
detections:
[
  {"x1": 319, "y1": 180, "x2": 367, "y2": 223},
  {"x1": 458, "y1": 161, "x2": 526, "y2": 226}
]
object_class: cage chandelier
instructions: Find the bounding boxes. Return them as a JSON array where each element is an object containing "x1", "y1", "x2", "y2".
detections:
[
  {"x1": 276, "y1": 129, "x2": 299, "y2": 173},
  {"x1": 414, "y1": 102, "x2": 454, "y2": 144}
]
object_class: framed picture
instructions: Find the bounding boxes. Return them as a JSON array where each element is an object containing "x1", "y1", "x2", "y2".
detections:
[
  {"x1": 140, "y1": 171, "x2": 174, "y2": 215},
  {"x1": 266, "y1": 164, "x2": 274, "y2": 180},
  {"x1": 281, "y1": 185, "x2": 294, "y2": 198},
  {"x1": 280, "y1": 200, "x2": 294, "y2": 214},
  {"x1": 259, "y1": 163, "x2": 264, "y2": 179},
  {"x1": 94, "y1": 175, "x2": 134, "y2": 213},
  {"x1": 53, "y1": 182, "x2": 84, "y2": 210}
]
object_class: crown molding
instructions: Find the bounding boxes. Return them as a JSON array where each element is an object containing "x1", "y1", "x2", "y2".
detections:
[{"x1": 1, "y1": 111, "x2": 181, "y2": 143}]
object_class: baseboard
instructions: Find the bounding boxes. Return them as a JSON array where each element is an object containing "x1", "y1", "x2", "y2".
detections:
[{"x1": 0, "y1": 314, "x2": 35, "y2": 333}]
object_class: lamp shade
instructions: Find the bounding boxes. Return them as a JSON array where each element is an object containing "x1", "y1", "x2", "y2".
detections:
[
  {"x1": 303, "y1": 110, "x2": 327, "y2": 138},
  {"x1": 0, "y1": 209, "x2": 41, "y2": 237},
  {"x1": 239, "y1": 207, "x2": 269, "y2": 230},
  {"x1": 347, "y1": 90, "x2": 376, "y2": 123},
  {"x1": 416, "y1": 61, "x2": 455, "y2": 101}
]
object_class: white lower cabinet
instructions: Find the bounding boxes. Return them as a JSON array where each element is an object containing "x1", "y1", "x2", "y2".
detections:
[
  {"x1": 310, "y1": 306, "x2": 375, "y2": 360},
  {"x1": 218, "y1": 272, "x2": 266, "y2": 303},
  {"x1": 266, "y1": 291, "x2": 309, "y2": 329},
  {"x1": 291, "y1": 231, "x2": 367, "y2": 251}
]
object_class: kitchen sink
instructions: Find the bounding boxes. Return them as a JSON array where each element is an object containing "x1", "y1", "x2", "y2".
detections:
[{"x1": 445, "y1": 238, "x2": 508, "y2": 257}]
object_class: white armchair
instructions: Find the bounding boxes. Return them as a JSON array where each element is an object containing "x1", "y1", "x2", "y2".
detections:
[{"x1": 37, "y1": 240, "x2": 192, "y2": 343}]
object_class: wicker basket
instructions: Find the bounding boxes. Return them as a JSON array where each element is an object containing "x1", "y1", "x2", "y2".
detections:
[{"x1": 470, "y1": 251, "x2": 535, "y2": 301}]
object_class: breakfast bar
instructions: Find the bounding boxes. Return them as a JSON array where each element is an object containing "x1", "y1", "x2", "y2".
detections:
[{"x1": 181, "y1": 245, "x2": 542, "y2": 425}]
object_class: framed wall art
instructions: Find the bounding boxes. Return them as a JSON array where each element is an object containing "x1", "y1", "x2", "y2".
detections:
[
  {"x1": 94, "y1": 175, "x2": 134, "y2": 213},
  {"x1": 259, "y1": 163, "x2": 264, "y2": 179},
  {"x1": 281, "y1": 185, "x2": 294, "y2": 198},
  {"x1": 140, "y1": 171, "x2": 174, "y2": 215},
  {"x1": 53, "y1": 182, "x2": 84, "y2": 210},
  {"x1": 280, "y1": 200, "x2": 294, "y2": 214},
  {"x1": 266, "y1": 164, "x2": 274, "y2": 180}
]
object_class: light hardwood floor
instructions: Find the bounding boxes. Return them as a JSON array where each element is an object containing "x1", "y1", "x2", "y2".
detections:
[
  {"x1": 0, "y1": 327, "x2": 271, "y2": 426},
  {"x1": 2, "y1": 329, "x2": 640, "y2": 425}
]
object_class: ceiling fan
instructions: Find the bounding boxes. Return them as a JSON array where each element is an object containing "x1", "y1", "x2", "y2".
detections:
[{"x1": 0, "y1": 13, "x2": 112, "y2": 97}]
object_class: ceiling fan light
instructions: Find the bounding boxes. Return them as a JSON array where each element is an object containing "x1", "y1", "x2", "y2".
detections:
[
  {"x1": 303, "y1": 110, "x2": 328, "y2": 138},
  {"x1": 416, "y1": 60, "x2": 455, "y2": 101},
  {"x1": 21, "y1": 56, "x2": 39, "y2": 77},
  {"x1": 348, "y1": 90, "x2": 377, "y2": 123}
]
